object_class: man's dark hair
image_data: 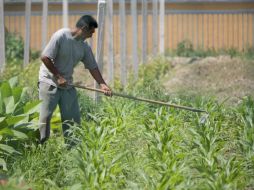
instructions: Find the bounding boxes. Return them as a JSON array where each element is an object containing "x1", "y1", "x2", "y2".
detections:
[{"x1": 76, "y1": 15, "x2": 98, "y2": 29}]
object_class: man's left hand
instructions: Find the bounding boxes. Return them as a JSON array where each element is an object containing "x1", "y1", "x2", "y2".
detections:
[{"x1": 100, "y1": 84, "x2": 112, "y2": 96}]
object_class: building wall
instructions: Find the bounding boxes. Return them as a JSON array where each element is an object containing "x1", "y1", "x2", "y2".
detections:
[{"x1": 4, "y1": 2, "x2": 254, "y2": 53}]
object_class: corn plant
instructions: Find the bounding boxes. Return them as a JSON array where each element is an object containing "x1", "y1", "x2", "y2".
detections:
[
  {"x1": 73, "y1": 119, "x2": 128, "y2": 189},
  {"x1": 236, "y1": 97, "x2": 254, "y2": 187},
  {"x1": 142, "y1": 107, "x2": 187, "y2": 190}
]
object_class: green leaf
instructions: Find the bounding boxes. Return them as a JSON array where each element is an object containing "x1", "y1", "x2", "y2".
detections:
[
  {"x1": 0, "y1": 118, "x2": 7, "y2": 130},
  {"x1": 23, "y1": 101, "x2": 41, "y2": 114},
  {"x1": 4, "y1": 96, "x2": 15, "y2": 114},
  {"x1": 0, "y1": 144, "x2": 19, "y2": 155},
  {"x1": 8, "y1": 76, "x2": 18, "y2": 88},
  {"x1": 0, "y1": 158, "x2": 7, "y2": 171},
  {"x1": 12, "y1": 87, "x2": 23, "y2": 104},
  {"x1": 69, "y1": 184, "x2": 82, "y2": 190},
  {"x1": 0, "y1": 92, "x2": 3, "y2": 114},
  {"x1": 11, "y1": 129, "x2": 28, "y2": 139},
  {"x1": 6, "y1": 115, "x2": 27, "y2": 126},
  {"x1": 0, "y1": 82, "x2": 12, "y2": 99},
  {"x1": 0, "y1": 117, "x2": 5, "y2": 123},
  {"x1": 44, "y1": 179, "x2": 57, "y2": 187},
  {"x1": 0, "y1": 128, "x2": 14, "y2": 136}
]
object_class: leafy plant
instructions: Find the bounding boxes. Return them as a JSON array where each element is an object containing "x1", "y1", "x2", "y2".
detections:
[
  {"x1": 5, "y1": 31, "x2": 40, "y2": 66},
  {"x1": 0, "y1": 77, "x2": 40, "y2": 171},
  {"x1": 5, "y1": 32, "x2": 24, "y2": 64},
  {"x1": 176, "y1": 40, "x2": 194, "y2": 57}
]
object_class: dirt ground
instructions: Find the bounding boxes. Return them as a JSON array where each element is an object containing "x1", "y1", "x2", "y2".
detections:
[
  {"x1": 73, "y1": 55, "x2": 254, "y2": 104},
  {"x1": 163, "y1": 56, "x2": 254, "y2": 104}
]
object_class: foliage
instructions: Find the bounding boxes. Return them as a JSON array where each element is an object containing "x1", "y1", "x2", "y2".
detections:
[
  {"x1": 5, "y1": 32, "x2": 40, "y2": 65},
  {"x1": 127, "y1": 57, "x2": 171, "y2": 101},
  {"x1": 5, "y1": 32, "x2": 24, "y2": 64},
  {"x1": 1, "y1": 57, "x2": 254, "y2": 189},
  {"x1": 0, "y1": 60, "x2": 41, "y2": 101},
  {"x1": 243, "y1": 46, "x2": 254, "y2": 60},
  {"x1": 0, "y1": 77, "x2": 40, "y2": 172},
  {"x1": 176, "y1": 40, "x2": 195, "y2": 57},
  {"x1": 168, "y1": 40, "x2": 254, "y2": 59},
  {"x1": 5, "y1": 89, "x2": 254, "y2": 189},
  {"x1": 10, "y1": 139, "x2": 77, "y2": 190}
]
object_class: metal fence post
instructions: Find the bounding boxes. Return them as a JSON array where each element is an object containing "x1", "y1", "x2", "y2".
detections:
[
  {"x1": 142, "y1": 0, "x2": 147, "y2": 64},
  {"x1": 107, "y1": 0, "x2": 114, "y2": 85},
  {"x1": 42, "y1": 0, "x2": 48, "y2": 50},
  {"x1": 23, "y1": 0, "x2": 31, "y2": 67},
  {"x1": 94, "y1": 0, "x2": 106, "y2": 102},
  {"x1": 131, "y1": 0, "x2": 138, "y2": 80},
  {"x1": 119, "y1": 0, "x2": 126, "y2": 86},
  {"x1": 63, "y1": 0, "x2": 68, "y2": 28},
  {"x1": 152, "y1": 0, "x2": 158, "y2": 56},
  {"x1": 159, "y1": 0, "x2": 165, "y2": 54},
  {"x1": 0, "y1": 0, "x2": 5, "y2": 72}
]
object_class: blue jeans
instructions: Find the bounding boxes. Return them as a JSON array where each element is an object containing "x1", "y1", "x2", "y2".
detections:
[{"x1": 38, "y1": 82, "x2": 81, "y2": 143}]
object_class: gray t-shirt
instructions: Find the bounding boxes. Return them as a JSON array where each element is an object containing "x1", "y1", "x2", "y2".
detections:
[{"x1": 39, "y1": 28, "x2": 98, "y2": 87}]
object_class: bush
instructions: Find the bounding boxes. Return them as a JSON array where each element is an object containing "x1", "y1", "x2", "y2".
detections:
[
  {"x1": 5, "y1": 32, "x2": 40, "y2": 65},
  {"x1": 176, "y1": 40, "x2": 194, "y2": 57},
  {"x1": 5, "y1": 32, "x2": 24, "y2": 64}
]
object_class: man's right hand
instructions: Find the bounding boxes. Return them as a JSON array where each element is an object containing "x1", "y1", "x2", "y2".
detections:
[{"x1": 56, "y1": 75, "x2": 67, "y2": 87}]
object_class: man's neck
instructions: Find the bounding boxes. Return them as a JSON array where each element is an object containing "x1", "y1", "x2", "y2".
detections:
[{"x1": 70, "y1": 28, "x2": 84, "y2": 41}]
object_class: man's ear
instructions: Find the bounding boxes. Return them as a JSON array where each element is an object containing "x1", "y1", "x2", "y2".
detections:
[{"x1": 82, "y1": 24, "x2": 89, "y2": 31}]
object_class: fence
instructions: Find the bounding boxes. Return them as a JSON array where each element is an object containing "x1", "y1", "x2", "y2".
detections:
[
  {"x1": 4, "y1": 2, "x2": 254, "y2": 51},
  {"x1": 1, "y1": 1, "x2": 254, "y2": 84}
]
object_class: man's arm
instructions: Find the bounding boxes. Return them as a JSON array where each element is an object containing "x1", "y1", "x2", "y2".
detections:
[
  {"x1": 41, "y1": 56, "x2": 67, "y2": 86},
  {"x1": 89, "y1": 67, "x2": 112, "y2": 96}
]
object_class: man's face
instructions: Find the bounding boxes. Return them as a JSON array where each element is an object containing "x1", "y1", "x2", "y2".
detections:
[{"x1": 80, "y1": 26, "x2": 96, "y2": 39}]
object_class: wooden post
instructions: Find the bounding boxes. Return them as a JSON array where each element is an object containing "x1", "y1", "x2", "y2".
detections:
[
  {"x1": 23, "y1": 0, "x2": 31, "y2": 67},
  {"x1": 0, "y1": 0, "x2": 5, "y2": 72},
  {"x1": 107, "y1": 0, "x2": 114, "y2": 85},
  {"x1": 94, "y1": 0, "x2": 106, "y2": 102},
  {"x1": 62, "y1": 0, "x2": 68, "y2": 28},
  {"x1": 119, "y1": 0, "x2": 126, "y2": 86},
  {"x1": 159, "y1": 0, "x2": 165, "y2": 54},
  {"x1": 131, "y1": 0, "x2": 139, "y2": 80},
  {"x1": 152, "y1": 0, "x2": 158, "y2": 56},
  {"x1": 42, "y1": 0, "x2": 48, "y2": 50},
  {"x1": 142, "y1": 0, "x2": 147, "y2": 64}
]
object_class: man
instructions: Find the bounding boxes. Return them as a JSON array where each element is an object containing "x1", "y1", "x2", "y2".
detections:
[{"x1": 38, "y1": 15, "x2": 111, "y2": 144}]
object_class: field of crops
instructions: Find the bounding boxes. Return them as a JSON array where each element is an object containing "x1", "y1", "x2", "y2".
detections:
[{"x1": 0, "y1": 56, "x2": 254, "y2": 189}]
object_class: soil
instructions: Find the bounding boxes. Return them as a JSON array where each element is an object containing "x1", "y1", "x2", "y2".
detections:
[
  {"x1": 72, "y1": 55, "x2": 254, "y2": 104},
  {"x1": 163, "y1": 56, "x2": 254, "y2": 104}
]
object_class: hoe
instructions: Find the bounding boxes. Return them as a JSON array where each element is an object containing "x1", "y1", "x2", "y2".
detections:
[{"x1": 70, "y1": 83, "x2": 209, "y2": 123}]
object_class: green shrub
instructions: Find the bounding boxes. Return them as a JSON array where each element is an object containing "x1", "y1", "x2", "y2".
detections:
[
  {"x1": 5, "y1": 32, "x2": 24, "y2": 64},
  {"x1": 0, "y1": 77, "x2": 40, "y2": 172},
  {"x1": 176, "y1": 40, "x2": 194, "y2": 57},
  {"x1": 5, "y1": 32, "x2": 40, "y2": 65}
]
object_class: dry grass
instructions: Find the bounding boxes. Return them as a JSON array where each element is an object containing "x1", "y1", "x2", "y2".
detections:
[{"x1": 163, "y1": 56, "x2": 254, "y2": 103}]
